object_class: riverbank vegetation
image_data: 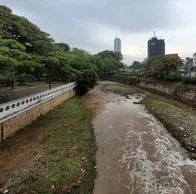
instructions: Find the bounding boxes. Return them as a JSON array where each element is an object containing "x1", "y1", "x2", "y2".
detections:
[
  {"x1": 104, "y1": 82, "x2": 196, "y2": 159},
  {"x1": 128, "y1": 54, "x2": 196, "y2": 83},
  {"x1": 0, "y1": 5, "x2": 123, "y2": 92},
  {"x1": 0, "y1": 97, "x2": 97, "y2": 193},
  {"x1": 104, "y1": 82, "x2": 141, "y2": 96}
]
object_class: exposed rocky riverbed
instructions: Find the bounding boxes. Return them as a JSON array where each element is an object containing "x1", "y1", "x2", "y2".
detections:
[{"x1": 143, "y1": 95, "x2": 196, "y2": 159}]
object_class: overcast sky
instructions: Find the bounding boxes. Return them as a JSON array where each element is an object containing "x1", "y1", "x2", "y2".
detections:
[{"x1": 0, "y1": 0, "x2": 195, "y2": 64}]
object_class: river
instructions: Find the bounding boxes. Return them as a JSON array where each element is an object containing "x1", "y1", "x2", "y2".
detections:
[{"x1": 93, "y1": 90, "x2": 196, "y2": 194}]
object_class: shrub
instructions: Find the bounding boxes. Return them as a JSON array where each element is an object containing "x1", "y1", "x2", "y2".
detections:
[
  {"x1": 111, "y1": 75, "x2": 139, "y2": 85},
  {"x1": 164, "y1": 72, "x2": 182, "y2": 81},
  {"x1": 76, "y1": 69, "x2": 98, "y2": 95},
  {"x1": 182, "y1": 77, "x2": 191, "y2": 84},
  {"x1": 182, "y1": 77, "x2": 196, "y2": 84}
]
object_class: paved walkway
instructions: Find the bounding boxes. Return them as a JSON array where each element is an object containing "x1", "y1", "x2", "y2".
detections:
[{"x1": 0, "y1": 82, "x2": 64, "y2": 104}]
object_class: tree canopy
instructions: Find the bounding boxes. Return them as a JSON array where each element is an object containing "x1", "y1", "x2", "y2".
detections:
[
  {"x1": 97, "y1": 50, "x2": 123, "y2": 62},
  {"x1": 0, "y1": 6, "x2": 123, "y2": 91},
  {"x1": 148, "y1": 54, "x2": 183, "y2": 79},
  {"x1": 55, "y1": 43, "x2": 70, "y2": 52},
  {"x1": 0, "y1": 5, "x2": 53, "y2": 56}
]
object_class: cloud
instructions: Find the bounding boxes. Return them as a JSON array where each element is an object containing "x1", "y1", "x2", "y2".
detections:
[
  {"x1": 3, "y1": 0, "x2": 178, "y2": 31},
  {"x1": 0, "y1": 0, "x2": 194, "y2": 64}
]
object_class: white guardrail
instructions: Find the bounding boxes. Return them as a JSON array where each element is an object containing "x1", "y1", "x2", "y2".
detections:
[{"x1": 0, "y1": 82, "x2": 76, "y2": 121}]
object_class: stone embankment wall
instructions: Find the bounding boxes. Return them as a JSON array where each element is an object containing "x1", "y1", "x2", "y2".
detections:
[
  {"x1": 0, "y1": 86, "x2": 75, "y2": 141},
  {"x1": 107, "y1": 74, "x2": 196, "y2": 106},
  {"x1": 139, "y1": 79, "x2": 196, "y2": 107}
]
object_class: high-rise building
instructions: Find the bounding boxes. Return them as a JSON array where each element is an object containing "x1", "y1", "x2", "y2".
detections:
[
  {"x1": 148, "y1": 34, "x2": 165, "y2": 58},
  {"x1": 114, "y1": 37, "x2": 121, "y2": 53}
]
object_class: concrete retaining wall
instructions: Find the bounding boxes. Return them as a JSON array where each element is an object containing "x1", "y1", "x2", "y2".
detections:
[
  {"x1": 139, "y1": 79, "x2": 196, "y2": 106},
  {"x1": 0, "y1": 89, "x2": 75, "y2": 141}
]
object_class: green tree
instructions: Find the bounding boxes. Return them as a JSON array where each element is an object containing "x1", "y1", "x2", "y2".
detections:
[
  {"x1": 76, "y1": 68, "x2": 98, "y2": 95},
  {"x1": 0, "y1": 38, "x2": 34, "y2": 88},
  {"x1": 0, "y1": 55, "x2": 17, "y2": 87},
  {"x1": 42, "y1": 56, "x2": 59, "y2": 89},
  {"x1": 96, "y1": 50, "x2": 123, "y2": 75},
  {"x1": 149, "y1": 54, "x2": 182, "y2": 79},
  {"x1": 55, "y1": 43, "x2": 70, "y2": 52},
  {"x1": 49, "y1": 50, "x2": 79, "y2": 82},
  {"x1": 131, "y1": 61, "x2": 144, "y2": 71},
  {"x1": 0, "y1": 5, "x2": 54, "y2": 56},
  {"x1": 0, "y1": 5, "x2": 127, "y2": 91},
  {"x1": 97, "y1": 50, "x2": 123, "y2": 61}
]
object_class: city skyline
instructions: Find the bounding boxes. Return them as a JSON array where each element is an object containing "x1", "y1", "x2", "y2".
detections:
[{"x1": 0, "y1": 0, "x2": 196, "y2": 65}]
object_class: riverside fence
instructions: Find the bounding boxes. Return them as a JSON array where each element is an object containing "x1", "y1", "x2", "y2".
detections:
[{"x1": 0, "y1": 82, "x2": 76, "y2": 140}]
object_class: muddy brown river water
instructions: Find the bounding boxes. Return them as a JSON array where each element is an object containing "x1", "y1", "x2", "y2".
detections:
[{"x1": 93, "y1": 91, "x2": 196, "y2": 194}]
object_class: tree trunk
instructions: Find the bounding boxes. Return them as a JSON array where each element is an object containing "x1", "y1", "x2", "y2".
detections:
[
  {"x1": 49, "y1": 81, "x2": 51, "y2": 90},
  {"x1": 48, "y1": 75, "x2": 51, "y2": 89},
  {"x1": 11, "y1": 67, "x2": 15, "y2": 90}
]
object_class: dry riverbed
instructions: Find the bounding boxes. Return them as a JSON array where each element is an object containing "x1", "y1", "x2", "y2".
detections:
[{"x1": 104, "y1": 82, "x2": 196, "y2": 159}]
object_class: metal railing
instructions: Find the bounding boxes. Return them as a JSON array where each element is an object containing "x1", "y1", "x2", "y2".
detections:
[{"x1": 0, "y1": 82, "x2": 76, "y2": 120}]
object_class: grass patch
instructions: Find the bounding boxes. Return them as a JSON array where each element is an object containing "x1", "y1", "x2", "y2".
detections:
[
  {"x1": 4, "y1": 97, "x2": 96, "y2": 193},
  {"x1": 103, "y1": 82, "x2": 141, "y2": 96}
]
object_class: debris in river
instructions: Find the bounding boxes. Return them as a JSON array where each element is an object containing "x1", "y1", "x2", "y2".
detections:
[
  {"x1": 133, "y1": 101, "x2": 141, "y2": 104},
  {"x1": 82, "y1": 157, "x2": 86, "y2": 161},
  {"x1": 179, "y1": 127, "x2": 184, "y2": 131}
]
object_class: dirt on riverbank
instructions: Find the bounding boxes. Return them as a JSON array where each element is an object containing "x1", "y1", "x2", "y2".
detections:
[
  {"x1": 104, "y1": 82, "x2": 196, "y2": 159},
  {"x1": 0, "y1": 94, "x2": 99, "y2": 194}
]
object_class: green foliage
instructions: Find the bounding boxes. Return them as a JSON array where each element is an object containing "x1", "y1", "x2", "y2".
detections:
[
  {"x1": 109, "y1": 74, "x2": 139, "y2": 85},
  {"x1": 164, "y1": 71, "x2": 182, "y2": 81},
  {"x1": 0, "y1": 5, "x2": 53, "y2": 56},
  {"x1": 6, "y1": 97, "x2": 96, "y2": 193},
  {"x1": 148, "y1": 54, "x2": 183, "y2": 79},
  {"x1": 95, "y1": 50, "x2": 123, "y2": 75},
  {"x1": 0, "y1": 70, "x2": 12, "y2": 84},
  {"x1": 0, "y1": 5, "x2": 123, "y2": 90},
  {"x1": 55, "y1": 43, "x2": 70, "y2": 52},
  {"x1": 0, "y1": 38, "x2": 35, "y2": 86},
  {"x1": 76, "y1": 69, "x2": 98, "y2": 95},
  {"x1": 182, "y1": 77, "x2": 196, "y2": 84},
  {"x1": 0, "y1": 38, "x2": 26, "y2": 51},
  {"x1": 104, "y1": 83, "x2": 141, "y2": 96},
  {"x1": 131, "y1": 61, "x2": 143, "y2": 69},
  {"x1": 97, "y1": 50, "x2": 123, "y2": 61}
]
